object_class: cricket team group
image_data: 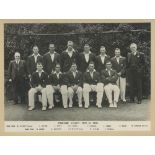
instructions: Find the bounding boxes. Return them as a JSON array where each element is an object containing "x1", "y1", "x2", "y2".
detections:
[{"x1": 8, "y1": 41, "x2": 145, "y2": 111}]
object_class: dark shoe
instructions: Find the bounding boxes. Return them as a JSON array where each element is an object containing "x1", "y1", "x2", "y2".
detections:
[
  {"x1": 137, "y1": 100, "x2": 141, "y2": 104},
  {"x1": 129, "y1": 99, "x2": 134, "y2": 103}
]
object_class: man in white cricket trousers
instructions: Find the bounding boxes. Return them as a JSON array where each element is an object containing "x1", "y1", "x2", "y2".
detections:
[
  {"x1": 28, "y1": 62, "x2": 48, "y2": 111},
  {"x1": 46, "y1": 63, "x2": 68, "y2": 109},
  {"x1": 67, "y1": 62, "x2": 83, "y2": 108},
  {"x1": 101, "y1": 61, "x2": 120, "y2": 108},
  {"x1": 111, "y1": 48, "x2": 126, "y2": 102},
  {"x1": 83, "y1": 61, "x2": 104, "y2": 108}
]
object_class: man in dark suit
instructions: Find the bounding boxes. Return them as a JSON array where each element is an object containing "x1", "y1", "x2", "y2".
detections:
[
  {"x1": 96, "y1": 46, "x2": 110, "y2": 73},
  {"x1": 27, "y1": 45, "x2": 43, "y2": 78},
  {"x1": 46, "y1": 63, "x2": 68, "y2": 109},
  {"x1": 127, "y1": 43, "x2": 145, "y2": 104},
  {"x1": 79, "y1": 44, "x2": 96, "y2": 73},
  {"x1": 28, "y1": 62, "x2": 48, "y2": 111},
  {"x1": 111, "y1": 48, "x2": 126, "y2": 102},
  {"x1": 67, "y1": 62, "x2": 83, "y2": 108},
  {"x1": 60, "y1": 41, "x2": 79, "y2": 73},
  {"x1": 101, "y1": 61, "x2": 120, "y2": 108},
  {"x1": 83, "y1": 61, "x2": 104, "y2": 108},
  {"x1": 8, "y1": 52, "x2": 27, "y2": 104},
  {"x1": 43, "y1": 43, "x2": 60, "y2": 75}
]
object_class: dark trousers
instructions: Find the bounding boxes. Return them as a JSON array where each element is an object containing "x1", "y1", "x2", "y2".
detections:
[
  {"x1": 12, "y1": 77, "x2": 26, "y2": 103},
  {"x1": 128, "y1": 68, "x2": 143, "y2": 101}
]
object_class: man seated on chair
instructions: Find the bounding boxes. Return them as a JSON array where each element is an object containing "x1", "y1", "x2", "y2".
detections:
[
  {"x1": 101, "y1": 61, "x2": 120, "y2": 108},
  {"x1": 67, "y1": 62, "x2": 83, "y2": 108},
  {"x1": 46, "y1": 63, "x2": 68, "y2": 109},
  {"x1": 28, "y1": 62, "x2": 48, "y2": 111},
  {"x1": 83, "y1": 61, "x2": 104, "y2": 109}
]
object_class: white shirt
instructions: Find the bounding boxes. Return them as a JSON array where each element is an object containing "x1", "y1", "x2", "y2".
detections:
[
  {"x1": 116, "y1": 57, "x2": 120, "y2": 64},
  {"x1": 16, "y1": 60, "x2": 20, "y2": 64},
  {"x1": 100, "y1": 54, "x2": 107, "y2": 64},
  {"x1": 72, "y1": 70, "x2": 78, "y2": 78},
  {"x1": 106, "y1": 68, "x2": 112, "y2": 76},
  {"x1": 84, "y1": 51, "x2": 91, "y2": 62},
  {"x1": 36, "y1": 70, "x2": 44, "y2": 77},
  {"x1": 50, "y1": 52, "x2": 55, "y2": 62},
  {"x1": 32, "y1": 54, "x2": 40, "y2": 63},
  {"x1": 66, "y1": 49, "x2": 75, "y2": 58},
  {"x1": 54, "y1": 71, "x2": 61, "y2": 79}
]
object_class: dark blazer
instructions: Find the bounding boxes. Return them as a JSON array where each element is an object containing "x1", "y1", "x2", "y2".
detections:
[
  {"x1": 111, "y1": 56, "x2": 126, "y2": 78},
  {"x1": 8, "y1": 60, "x2": 27, "y2": 80},
  {"x1": 60, "y1": 50, "x2": 79, "y2": 73},
  {"x1": 96, "y1": 55, "x2": 110, "y2": 73},
  {"x1": 27, "y1": 54, "x2": 43, "y2": 75},
  {"x1": 83, "y1": 70, "x2": 100, "y2": 85},
  {"x1": 101, "y1": 69, "x2": 118, "y2": 85},
  {"x1": 67, "y1": 71, "x2": 83, "y2": 87},
  {"x1": 127, "y1": 52, "x2": 145, "y2": 74},
  {"x1": 31, "y1": 71, "x2": 48, "y2": 88},
  {"x1": 79, "y1": 52, "x2": 96, "y2": 73},
  {"x1": 43, "y1": 52, "x2": 60, "y2": 75},
  {"x1": 48, "y1": 72, "x2": 68, "y2": 86}
]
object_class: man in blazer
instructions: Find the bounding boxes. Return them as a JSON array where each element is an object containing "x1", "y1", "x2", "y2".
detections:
[
  {"x1": 67, "y1": 62, "x2": 83, "y2": 108},
  {"x1": 79, "y1": 44, "x2": 96, "y2": 73},
  {"x1": 127, "y1": 43, "x2": 145, "y2": 104},
  {"x1": 28, "y1": 62, "x2": 48, "y2": 111},
  {"x1": 46, "y1": 63, "x2": 68, "y2": 109},
  {"x1": 96, "y1": 46, "x2": 110, "y2": 73},
  {"x1": 83, "y1": 61, "x2": 104, "y2": 108},
  {"x1": 60, "y1": 41, "x2": 79, "y2": 73},
  {"x1": 8, "y1": 52, "x2": 27, "y2": 104},
  {"x1": 101, "y1": 61, "x2": 120, "y2": 108},
  {"x1": 43, "y1": 43, "x2": 60, "y2": 75},
  {"x1": 27, "y1": 45, "x2": 43, "y2": 78},
  {"x1": 111, "y1": 48, "x2": 126, "y2": 102}
]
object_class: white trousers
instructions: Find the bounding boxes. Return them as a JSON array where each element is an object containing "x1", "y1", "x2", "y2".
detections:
[
  {"x1": 116, "y1": 77, "x2": 126, "y2": 101},
  {"x1": 83, "y1": 83, "x2": 104, "y2": 107},
  {"x1": 68, "y1": 86, "x2": 83, "y2": 106},
  {"x1": 46, "y1": 85, "x2": 68, "y2": 107},
  {"x1": 28, "y1": 87, "x2": 47, "y2": 108},
  {"x1": 104, "y1": 84, "x2": 120, "y2": 104}
]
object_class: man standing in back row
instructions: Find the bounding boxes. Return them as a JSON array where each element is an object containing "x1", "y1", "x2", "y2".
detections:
[
  {"x1": 27, "y1": 45, "x2": 43, "y2": 78},
  {"x1": 60, "y1": 41, "x2": 79, "y2": 73},
  {"x1": 127, "y1": 43, "x2": 145, "y2": 104},
  {"x1": 43, "y1": 43, "x2": 60, "y2": 75}
]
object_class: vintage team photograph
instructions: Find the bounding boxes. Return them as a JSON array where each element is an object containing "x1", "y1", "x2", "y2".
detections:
[{"x1": 4, "y1": 22, "x2": 151, "y2": 129}]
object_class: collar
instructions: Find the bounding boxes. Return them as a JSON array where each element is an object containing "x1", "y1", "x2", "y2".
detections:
[
  {"x1": 49, "y1": 51, "x2": 56, "y2": 55},
  {"x1": 32, "y1": 53, "x2": 40, "y2": 57},
  {"x1": 36, "y1": 70, "x2": 44, "y2": 73},
  {"x1": 72, "y1": 70, "x2": 78, "y2": 73},
  {"x1": 100, "y1": 54, "x2": 107, "y2": 57},
  {"x1": 53, "y1": 71, "x2": 62, "y2": 74},
  {"x1": 87, "y1": 69, "x2": 96, "y2": 73},
  {"x1": 106, "y1": 68, "x2": 112, "y2": 71},
  {"x1": 66, "y1": 49, "x2": 75, "y2": 53},
  {"x1": 84, "y1": 51, "x2": 91, "y2": 54},
  {"x1": 115, "y1": 56, "x2": 122, "y2": 58}
]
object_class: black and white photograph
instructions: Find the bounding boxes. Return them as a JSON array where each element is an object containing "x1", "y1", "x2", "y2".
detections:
[{"x1": 3, "y1": 21, "x2": 151, "y2": 132}]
